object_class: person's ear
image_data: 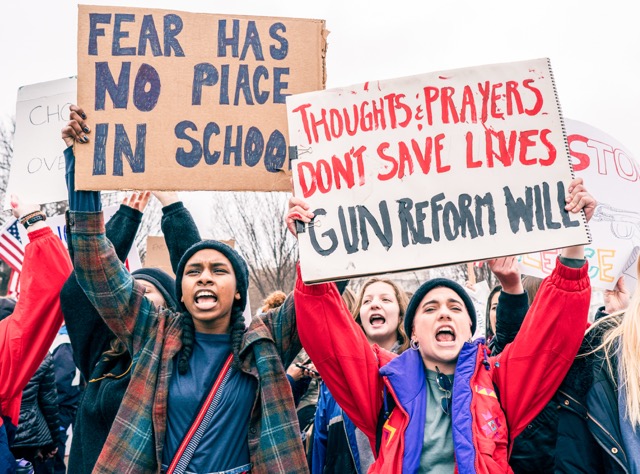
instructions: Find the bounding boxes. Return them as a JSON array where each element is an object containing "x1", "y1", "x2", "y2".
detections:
[{"x1": 235, "y1": 292, "x2": 241, "y2": 300}]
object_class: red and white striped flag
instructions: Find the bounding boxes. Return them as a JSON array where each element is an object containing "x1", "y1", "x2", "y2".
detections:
[
  {"x1": 0, "y1": 217, "x2": 25, "y2": 273},
  {"x1": 7, "y1": 270, "x2": 20, "y2": 299}
]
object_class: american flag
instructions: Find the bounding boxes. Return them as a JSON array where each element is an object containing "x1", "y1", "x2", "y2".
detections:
[
  {"x1": 0, "y1": 218, "x2": 25, "y2": 298},
  {"x1": 0, "y1": 218, "x2": 24, "y2": 272}
]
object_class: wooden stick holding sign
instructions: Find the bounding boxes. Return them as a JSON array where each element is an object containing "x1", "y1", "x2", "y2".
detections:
[{"x1": 287, "y1": 58, "x2": 591, "y2": 284}]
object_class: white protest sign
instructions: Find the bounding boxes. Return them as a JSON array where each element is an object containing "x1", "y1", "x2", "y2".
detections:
[
  {"x1": 467, "y1": 279, "x2": 490, "y2": 340},
  {"x1": 287, "y1": 58, "x2": 591, "y2": 283},
  {"x1": 6, "y1": 77, "x2": 77, "y2": 208},
  {"x1": 18, "y1": 205, "x2": 142, "y2": 272},
  {"x1": 519, "y1": 119, "x2": 640, "y2": 289}
]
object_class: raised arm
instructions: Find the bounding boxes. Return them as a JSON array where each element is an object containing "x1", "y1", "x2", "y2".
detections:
[
  {"x1": 154, "y1": 191, "x2": 201, "y2": 273},
  {"x1": 61, "y1": 195, "x2": 146, "y2": 379},
  {"x1": 60, "y1": 107, "x2": 151, "y2": 377},
  {"x1": 492, "y1": 178, "x2": 594, "y2": 441},
  {"x1": 67, "y1": 209, "x2": 156, "y2": 357},
  {"x1": 487, "y1": 256, "x2": 529, "y2": 356},
  {"x1": 289, "y1": 196, "x2": 384, "y2": 439},
  {"x1": 62, "y1": 105, "x2": 157, "y2": 356},
  {"x1": 0, "y1": 197, "x2": 72, "y2": 421}
]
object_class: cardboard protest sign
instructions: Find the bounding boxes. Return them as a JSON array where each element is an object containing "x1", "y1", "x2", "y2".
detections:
[
  {"x1": 18, "y1": 205, "x2": 142, "y2": 271},
  {"x1": 76, "y1": 5, "x2": 327, "y2": 192},
  {"x1": 5, "y1": 77, "x2": 77, "y2": 208},
  {"x1": 287, "y1": 58, "x2": 591, "y2": 283},
  {"x1": 519, "y1": 118, "x2": 640, "y2": 289},
  {"x1": 145, "y1": 235, "x2": 174, "y2": 276},
  {"x1": 466, "y1": 279, "x2": 490, "y2": 340}
]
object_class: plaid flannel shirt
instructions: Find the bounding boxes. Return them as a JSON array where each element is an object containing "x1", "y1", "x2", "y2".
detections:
[{"x1": 68, "y1": 211, "x2": 309, "y2": 473}]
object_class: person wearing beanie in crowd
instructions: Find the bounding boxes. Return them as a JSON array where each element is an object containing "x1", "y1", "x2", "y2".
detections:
[
  {"x1": 0, "y1": 196, "x2": 72, "y2": 474},
  {"x1": 289, "y1": 177, "x2": 595, "y2": 473},
  {"x1": 62, "y1": 106, "x2": 309, "y2": 473},
  {"x1": 60, "y1": 112, "x2": 200, "y2": 473}
]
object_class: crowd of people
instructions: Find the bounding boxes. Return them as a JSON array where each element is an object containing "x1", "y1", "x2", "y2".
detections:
[{"x1": 0, "y1": 103, "x2": 637, "y2": 474}]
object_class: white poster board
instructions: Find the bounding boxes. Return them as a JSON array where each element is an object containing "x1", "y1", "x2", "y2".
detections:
[
  {"x1": 519, "y1": 119, "x2": 640, "y2": 290},
  {"x1": 6, "y1": 77, "x2": 77, "y2": 208},
  {"x1": 287, "y1": 58, "x2": 591, "y2": 283},
  {"x1": 18, "y1": 205, "x2": 141, "y2": 271}
]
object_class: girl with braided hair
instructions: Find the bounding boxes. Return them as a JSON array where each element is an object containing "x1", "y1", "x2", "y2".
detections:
[
  {"x1": 62, "y1": 106, "x2": 308, "y2": 474},
  {"x1": 60, "y1": 112, "x2": 200, "y2": 472}
]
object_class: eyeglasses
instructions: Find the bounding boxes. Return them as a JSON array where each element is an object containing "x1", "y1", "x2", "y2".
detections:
[{"x1": 435, "y1": 366, "x2": 453, "y2": 416}]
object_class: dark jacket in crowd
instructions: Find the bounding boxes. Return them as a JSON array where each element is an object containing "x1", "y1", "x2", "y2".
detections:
[
  {"x1": 51, "y1": 330, "x2": 81, "y2": 433},
  {"x1": 490, "y1": 290, "x2": 561, "y2": 474},
  {"x1": 61, "y1": 201, "x2": 200, "y2": 474},
  {"x1": 0, "y1": 228, "x2": 71, "y2": 474},
  {"x1": 555, "y1": 310, "x2": 630, "y2": 473},
  {"x1": 313, "y1": 381, "x2": 361, "y2": 474},
  {"x1": 11, "y1": 354, "x2": 60, "y2": 450},
  {"x1": 50, "y1": 325, "x2": 82, "y2": 474}
]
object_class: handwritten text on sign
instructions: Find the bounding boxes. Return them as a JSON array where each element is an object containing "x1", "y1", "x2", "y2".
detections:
[
  {"x1": 76, "y1": 5, "x2": 326, "y2": 191},
  {"x1": 287, "y1": 58, "x2": 590, "y2": 283},
  {"x1": 5, "y1": 77, "x2": 76, "y2": 208},
  {"x1": 519, "y1": 118, "x2": 640, "y2": 289}
]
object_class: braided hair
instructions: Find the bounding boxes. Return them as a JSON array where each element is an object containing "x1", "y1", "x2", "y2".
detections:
[
  {"x1": 174, "y1": 240, "x2": 250, "y2": 375},
  {"x1": 178, "y1": 311, "x2": 196, "y2": 375},
  {"x1": 177, "y1": 304, "x2": 246, "y2": 374}
]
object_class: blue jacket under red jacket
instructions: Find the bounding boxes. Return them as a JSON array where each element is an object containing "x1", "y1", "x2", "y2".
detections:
[{"x1": 295, "y1": 259, "x2": 590, "y2": 473}]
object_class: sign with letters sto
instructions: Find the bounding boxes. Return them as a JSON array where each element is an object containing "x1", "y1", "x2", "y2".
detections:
[
  {"x1": 519, "y1": 118, "x2": 640, "y2": 290},
  {"x1": 5, "y1": 77, "x2": 76, "y2": 208},
  {"x1": 76, "y1": 5, "x2": 326, "y2": 191},
  {"x1": 287, "y1": 58, "x2": 591, "y2": 283}
]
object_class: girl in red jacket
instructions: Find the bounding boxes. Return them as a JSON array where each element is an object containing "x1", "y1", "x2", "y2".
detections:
[
  {"x1": 0, "y1": 196, "x2": 72, "y2": 474},
  {"x1": 290, "y1": 179, "x2": 595, "y2": 473}
]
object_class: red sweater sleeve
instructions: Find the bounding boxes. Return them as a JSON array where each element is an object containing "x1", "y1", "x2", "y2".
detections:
[
  {"x1": 294, "y1": 265, "x2": 384, "y2": 439},
  {"x1": 0, "y1": 227, "x2": 72, "y2": 425},
  {"x1": 492, "y1": 258, "x2": 590, "y2": 442}
]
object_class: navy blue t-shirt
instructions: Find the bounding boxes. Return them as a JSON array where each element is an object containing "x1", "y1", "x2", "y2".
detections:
[{"x1": 162, "y1": 333, "x2": 257, "y2": 472}]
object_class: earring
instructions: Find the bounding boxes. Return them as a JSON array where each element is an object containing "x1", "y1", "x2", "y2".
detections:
[{"x1": 410, "y1": 339, "x2": 419, "y2": 351}]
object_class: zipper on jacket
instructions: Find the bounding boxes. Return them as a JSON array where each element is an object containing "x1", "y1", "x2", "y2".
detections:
[{"x1": 587, "y1": 413, "x2": 629, "y2": 473}]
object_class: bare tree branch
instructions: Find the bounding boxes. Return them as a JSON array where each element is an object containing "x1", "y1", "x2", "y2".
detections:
[
  {"x1": 207, "y1": 191, "x2": 297, "y2": 300},
  {"x1": 0, "y1": 119, "x2": 15, "y2": 225}
]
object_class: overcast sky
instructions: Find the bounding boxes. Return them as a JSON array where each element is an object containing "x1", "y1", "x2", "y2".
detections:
[{"x1": 1, "y1": 0, "x2": 638, "y2": 159}]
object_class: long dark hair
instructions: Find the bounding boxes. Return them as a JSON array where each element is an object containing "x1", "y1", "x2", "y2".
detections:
[{"x1": 485, "y1": 285, "x2": 502, "y2": 341}]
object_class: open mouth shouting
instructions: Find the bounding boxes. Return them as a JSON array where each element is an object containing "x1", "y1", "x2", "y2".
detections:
[
  {"x1": 369, "y1": 313, "x2": 387, "y2": 328},
  {"x1": 435, "y1": 325, "x2": 456, "y2": 346},
  {"x1": 193, "y1": 289, "x2": 218, "y2": 311}
]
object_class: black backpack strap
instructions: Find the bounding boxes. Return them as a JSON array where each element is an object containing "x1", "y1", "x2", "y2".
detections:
[{"x1": 375, "y1": 386, "x2": 396, "y2": 455}]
